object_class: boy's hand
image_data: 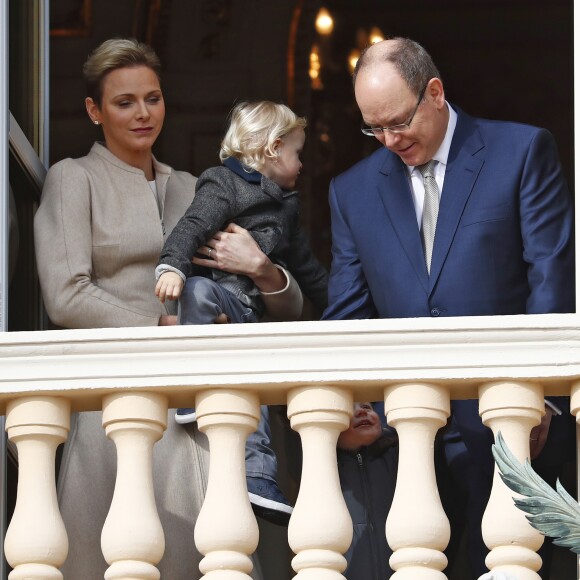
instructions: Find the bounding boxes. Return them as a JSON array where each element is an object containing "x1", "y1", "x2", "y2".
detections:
[{"x1": 155, "y1": 272, "x2": 184, "y2": 303}]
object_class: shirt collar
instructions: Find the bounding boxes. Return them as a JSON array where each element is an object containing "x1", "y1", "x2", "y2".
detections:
[
  {"x1": 223, "y1": 156, "x2": 298, "y2": 200},
  {"x1": 223, "y1": 156, "x2": 262, "y2": 184}
]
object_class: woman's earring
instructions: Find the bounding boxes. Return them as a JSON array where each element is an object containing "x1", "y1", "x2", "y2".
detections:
[{"x1": 93, "y1": 120, "x2": 100, "y2": 125}]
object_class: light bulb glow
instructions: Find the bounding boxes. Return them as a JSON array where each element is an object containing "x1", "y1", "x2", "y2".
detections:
[
  {"x1": 348, "y1": 49, "x2": 361, "y2": 75},
  {"x1": 315, "y1": 7, "x2": 334, "y2": 35},
  {"x1": 369, "y1": 26, "x2": 384, "y2": 45}
]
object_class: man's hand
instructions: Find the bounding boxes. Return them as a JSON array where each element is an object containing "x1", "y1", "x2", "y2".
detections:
[
  {"x1": 155, "y1": 272, "x2": 184, "y2": 303},
  {"x1": 529, "y1": 405, "x2": 555, "y2": 460}
]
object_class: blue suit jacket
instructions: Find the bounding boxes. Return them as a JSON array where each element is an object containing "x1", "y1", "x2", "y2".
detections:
[{"x1": 323, "y1": 106, "x2": 575, "y2": 321}]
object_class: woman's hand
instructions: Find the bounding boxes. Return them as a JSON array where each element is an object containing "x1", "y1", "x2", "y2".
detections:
[
  {"x1": 192, "y1": 223, "x2": 286, "y2": 292},
  {"x1": 155, "y1": 271, "x2": 184, "y2": 303}
]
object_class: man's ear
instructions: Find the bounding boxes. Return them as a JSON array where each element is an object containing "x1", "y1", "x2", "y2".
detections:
[
  {"x1": 85, "y1": 97, "x2": 100, "y2": 124},
  {"x1": 427, "y1": 78, "x2": 446, "y2": 109}
]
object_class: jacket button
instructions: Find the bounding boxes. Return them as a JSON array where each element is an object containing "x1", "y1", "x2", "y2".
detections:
[{"x1": 430, "y1": 308, "x2": 440, "y2": 317}]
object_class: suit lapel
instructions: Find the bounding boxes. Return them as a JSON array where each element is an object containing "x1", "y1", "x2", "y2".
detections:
[
  {"x1": 428, "y1": 109, "x2": 485, "y2": 292},
  {"x1": 377, "y1": 154, "x2": 429, "y2": 292}
]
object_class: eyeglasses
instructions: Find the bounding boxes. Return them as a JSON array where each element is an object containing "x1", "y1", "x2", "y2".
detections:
[{"x1": 360, "y1": 84, "x2": 427, "y2": 136}]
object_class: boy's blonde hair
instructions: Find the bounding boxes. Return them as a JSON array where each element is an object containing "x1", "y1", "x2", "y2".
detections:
[{"x1": 220, "y1": 101, "x2": 307, "y2": 171}]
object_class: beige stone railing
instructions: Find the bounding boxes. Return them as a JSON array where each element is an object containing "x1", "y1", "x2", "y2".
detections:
[{"x1": 1, "y1": 314, "x2": 579, "y2": 580}]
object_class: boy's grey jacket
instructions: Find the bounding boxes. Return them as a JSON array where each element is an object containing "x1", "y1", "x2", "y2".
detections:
[{"x1": 158, "y1": 158, "x2": 328, "y2": 313}]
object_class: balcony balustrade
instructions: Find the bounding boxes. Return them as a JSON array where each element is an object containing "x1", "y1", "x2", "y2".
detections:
[{"x1": 0, "y1": 314, "x2": 578, "y2": 580}]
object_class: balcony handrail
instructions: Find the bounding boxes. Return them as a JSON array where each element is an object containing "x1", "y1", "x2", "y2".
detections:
[{"x1": 0, "y1": 313, "x2": 578, "y2": 412}]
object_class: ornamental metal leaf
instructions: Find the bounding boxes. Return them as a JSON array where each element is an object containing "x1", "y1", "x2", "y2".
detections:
[{"x1": 492, "y1": 432, "x2": 580, "y2": 554}]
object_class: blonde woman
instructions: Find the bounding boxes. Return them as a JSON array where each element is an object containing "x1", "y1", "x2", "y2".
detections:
[{"x1": 34, "y1": 38, "x2": 304, "y2": 579}]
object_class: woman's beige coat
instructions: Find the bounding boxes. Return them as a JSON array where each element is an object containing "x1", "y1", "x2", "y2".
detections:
[
  {"x1": 35, "y1": 142, "x2": 195, "y2": 328},
  {"x1": 34, "y1": 143, "x2": 299, "y2": 578}
]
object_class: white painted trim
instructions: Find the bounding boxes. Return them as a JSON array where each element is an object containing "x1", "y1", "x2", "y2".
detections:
[
  {"x1": 0, "y1": 0, "x2": 7, "y2": 333},
  {"x1": 0, "y1": 4, "x2": 8, "y2": 578},
  {"x1": 572, "y1": 9, "x2": 580, "y2": 562},
  {"x1": 0, "y1": 314, "x2": 578, "y2": 411}
]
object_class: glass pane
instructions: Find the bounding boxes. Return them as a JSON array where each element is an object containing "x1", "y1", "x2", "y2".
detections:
[
  {"x1": 8, "y1": 150, "x2": 42, "y2": 331},
  {"x1": 9, "y1": 0, "x2": 40, "y2": 153}
]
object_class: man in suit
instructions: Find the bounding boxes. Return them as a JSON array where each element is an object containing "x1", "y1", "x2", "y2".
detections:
[{"x1": 322, "y1": 37, "x2": 575, "y2": 578}]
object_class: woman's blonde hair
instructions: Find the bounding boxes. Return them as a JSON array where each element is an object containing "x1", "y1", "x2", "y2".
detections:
[
  {"x1": 220, "y1": 101, "x2": 307, "y2": 171},
  {"x1": 83, "y1": 38, "x2": 161, "y2": 107}
]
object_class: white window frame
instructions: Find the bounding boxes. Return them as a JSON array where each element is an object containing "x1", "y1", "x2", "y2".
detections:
[
  {"x1": 0, "y1": 1, "x2": 49, "y2": 577},
  {"x1": 1, "y1": 0, "x2": 8, "y2": 334},
  {"x1": 573, "y1": 0, "x2": 580, "y2": 312}
]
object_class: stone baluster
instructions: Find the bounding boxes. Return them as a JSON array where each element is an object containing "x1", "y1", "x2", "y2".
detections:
[
  {"x1": 384, "y1": 383, "x2": 450, "y2": 579},
  {"x1": 287, "y1": 386, "x2": 353, "y2": 579},
  {"x1": 194, "y1": 389, "x2": 261, "y2": 579},
  {"x1": 101, "y1": 392, "x2": 168, "y2": 580},
  {"x1": 571, "y1": 379, "x2": 580, "y2": 456},
  {"x1": 4, "y1": 396, "x2": 70, "y2": 580},
  {"x1": 479, "y1": 381, "x2": 545, "y2": 579}
]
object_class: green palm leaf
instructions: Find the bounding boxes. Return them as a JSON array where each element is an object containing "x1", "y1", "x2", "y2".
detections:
[{"x1": 492, "y1": 432, "x2": 580, "y2": 554}]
